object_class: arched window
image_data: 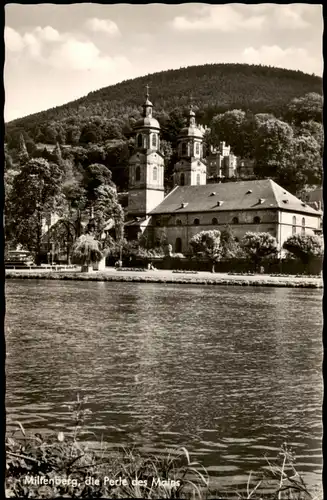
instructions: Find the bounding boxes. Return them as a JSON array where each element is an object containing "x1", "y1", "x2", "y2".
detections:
[
  {"x1": 212, "y1": 217, "x2": 218, "y2": 225},
  {"x1": 176, "y1": 219, "x2": 182, "y2": 226},
  {"x1": 253, "y1": 216, "x2": 261, "y2": 224},
  {"x1": 181, "y1": 142, "x2": 187, "y2": 156},
  {"x1": 195, "y1": 142, "x2": 200, "y2": 155},
  {"x1": 152, "y1": 134, "x2": 157, "y2": 148},
  {"x1": 135, "y1": 166, "x2": 141, "y2": 182},
  {"x1": 175, "y1": 237, "x2": 182, "y2": 253},
  {"x1": 153, "y1": 166, "x2": 158, "y2": 181},
  {"x1": 292, "y1": 216, "x2": 296, "y2": 235},
  {"x1": 232, "y1": 217, "x2": 239, "y2": 224},
  {"x1": 196, "y1": 173, "x2": 201, "y2": 185},
  {"x1": 194, "y1": 218, "x2": 200, "y2": 225},
  {"x1": 301, "y1": 217, "x2": 305, "y2": 235},
  {"x1": 180, "y1": 173, "x2": 185, "y2": 186},
  {"x1": 137, "y1": 134, "x2": 143, "y2": 148}
]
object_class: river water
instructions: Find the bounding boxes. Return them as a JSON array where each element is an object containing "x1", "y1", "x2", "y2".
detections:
[{"x1": 5, "y1": 280, "x2": 323, "y2": 493}]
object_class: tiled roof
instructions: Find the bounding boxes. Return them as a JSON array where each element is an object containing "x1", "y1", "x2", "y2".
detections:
[{"x1": 149, "y1": 179, "x2": 320, "y2": 216}]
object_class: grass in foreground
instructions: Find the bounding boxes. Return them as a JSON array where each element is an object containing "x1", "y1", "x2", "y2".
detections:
[{"x1": 5, "y1": 397, "x2": 322, "y2": 499}]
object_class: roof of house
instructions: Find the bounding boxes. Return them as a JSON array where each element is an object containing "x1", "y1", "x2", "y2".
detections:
[{"x1": 149, "y1": 179, "x2": 321, "y2": 216}]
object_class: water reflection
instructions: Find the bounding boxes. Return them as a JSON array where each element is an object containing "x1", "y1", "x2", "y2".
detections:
[{"x1": 5, "y1": 280, "x2": 322, "y2": 490}]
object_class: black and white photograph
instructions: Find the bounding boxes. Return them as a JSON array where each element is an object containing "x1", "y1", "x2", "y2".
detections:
[{"x1": 4, "y1": 3, "x2": 323, "y2": 499}]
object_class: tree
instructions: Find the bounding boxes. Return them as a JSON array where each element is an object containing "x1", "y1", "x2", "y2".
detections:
[
  {"x1": 210, "y1": 109, "x2": 246, "y2": 157},
  {"x1": 253, "y1": 118, "x2": 294, "y2": 179},
  {"x1": 50, "y1": 218, "x2": 77, "y2": 265},
  {"x1": 285, "y1": 92, "x2": 323, "y2": 125},
  {"x1": 53, "y1": 142, "x2": 63, "y2": 166},
  {"x1": 72, "y1": 234, "x2": 103, "y2": 272},
  {"x1": 220, "y1": 225, "x2": 242, "y2": 259},
  {"x1": 189, "y1": 230, "x2": 222, "y2": 273},
  {"x1": 88, "y1": 184, "x2": 124, "y2": 245},
  {"x1": 283, "y1": 234, "x2": 323, "y2": 268},
  {"x1": 83, "y1": 163, "x2": 114, "y2": 206},
  {"x1": 296, "y1": 120, "x2": 323, "y2": 154},
  {"x1": 241, "y1": 232, "x2": 278, "y2": 271},
  {"x1": 18, "y1": 133, "x2": 29, "y2": 164},
  {"x1": 9, "y1": 158, "x2": 63, "y2": 263}
]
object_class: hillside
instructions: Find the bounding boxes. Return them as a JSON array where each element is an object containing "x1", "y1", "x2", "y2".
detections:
[{"x1": 5, "y1": 63, "x2": 322, "y2": 145}]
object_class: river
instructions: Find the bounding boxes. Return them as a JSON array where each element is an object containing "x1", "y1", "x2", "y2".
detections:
[{"x1": 5, "y1": 280, "x2": 323, "y2": 493}]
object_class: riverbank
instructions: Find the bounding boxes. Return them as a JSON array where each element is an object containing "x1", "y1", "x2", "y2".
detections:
[
  {"x1": 6, "y1": 421, "x2": 321, "y2": 499},
  {"x1": 5, "y1": 268, "x2": 323, "y2": 288}
]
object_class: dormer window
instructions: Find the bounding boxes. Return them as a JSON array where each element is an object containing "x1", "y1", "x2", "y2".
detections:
[
  {"x1": 282, "y1": 199, "x2": 289, "y2": 204},
  {"x1": 210, "y1": 192, "x2": 216, "y2": 196},
  {"x1": 217, "y1": 200, "x2": 224, "y2": 207},
  {"x1": 181, "y1": 202, "x2": 188, "y2": 208},
  {"x1": 246, "y1": 190, "x2": 252, "y2": 194},
  {"x1": 258, "y1": 198, "x2": 265, "y2": 204}
]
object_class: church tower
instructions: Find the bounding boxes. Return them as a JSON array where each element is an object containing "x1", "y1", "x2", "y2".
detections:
[
  {"x1": 173, "y1": 105, "x2": 206, "y2": 186},
  {"x1": 128, "y1": 86, "x2": 165, "y2": 217}
]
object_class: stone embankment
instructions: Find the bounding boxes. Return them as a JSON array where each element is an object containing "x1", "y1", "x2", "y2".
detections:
[{"x1": 5, "y1": 268, "x2": 323, "y2": 288}]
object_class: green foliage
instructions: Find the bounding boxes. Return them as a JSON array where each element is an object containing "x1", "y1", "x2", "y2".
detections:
[
  {"x1": 72, "y1": 235, "x2": 103, "y2": 268},
  {"x1": 284, "y1": 92, "x2": 323, "y2": 125},
  {"x1": 83, "y1": 163, "x2": 114, "y2": 203},
  {"x1": 283, "y1": 234, "x2": 323, "y2": 264},
  {"x1": 8, "y1": 158, "x2": 63, "y2": 263},
  {"x1": 5, "y1": 397, "x2": 321, "y2": 499},
  {"x1": 220, "y1": 225, "x2": 242, "y2": 259},
  {"x1": 241, "y1": 232, "x2": 278, "y2": 269},
  {"x1": 189, "y1": 230, "x2": 222, "y2": 272},
  {"x1": 18, "y1": 133, "x2": 29, "y2": 164},
  {"x1": 90, "y1": 184, "x2": 125, "y2": 244},
  {"x1": 253, "y1": 118, "x2": 294, "y2": 178},
  {"x1": 210, "y1": 109, "x2": 246, "y2": 157}
]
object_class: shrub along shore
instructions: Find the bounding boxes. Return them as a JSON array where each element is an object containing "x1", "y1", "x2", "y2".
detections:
[{"x1": 5, "y1": 269, "x2": 322, "y2": 288}]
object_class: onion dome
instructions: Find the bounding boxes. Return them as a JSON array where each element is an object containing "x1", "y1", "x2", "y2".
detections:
[
  {"x1": 134, "y1": 85, "x2": 160, "y2": 130},
  {"x1": 178, "y1": 106, "x2": 203, "y2": 139}
]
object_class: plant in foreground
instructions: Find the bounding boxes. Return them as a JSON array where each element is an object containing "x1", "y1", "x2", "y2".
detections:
[{"x1": 5, "y1": 397, "x2": 322, "y2": 499}]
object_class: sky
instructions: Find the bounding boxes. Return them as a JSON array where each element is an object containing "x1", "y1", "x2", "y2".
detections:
[{"x1": 4, "y1": 3, "x2": 323, "y2": 122}]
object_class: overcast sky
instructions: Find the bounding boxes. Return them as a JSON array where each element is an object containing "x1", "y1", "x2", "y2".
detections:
[{"x1": 4, "y1": 3, "x2": 323, "y2": 122}]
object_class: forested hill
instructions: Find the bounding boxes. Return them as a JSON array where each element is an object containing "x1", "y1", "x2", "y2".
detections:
[{"x1": 6, "y1": 63, "x2": 322, "y2": 134}]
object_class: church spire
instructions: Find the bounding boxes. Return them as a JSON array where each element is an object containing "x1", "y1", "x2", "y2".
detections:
[
  {"x1": 142, "y1": 84, "x2": 153, "y2": 118},
  {"x1": 189, "y1": 94, "x2": 196, "y2": 126}
]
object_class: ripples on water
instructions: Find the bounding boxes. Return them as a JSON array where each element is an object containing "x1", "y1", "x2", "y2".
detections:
[{"x1": 5, "y1": 280, "x2": 323, "y2": 491}]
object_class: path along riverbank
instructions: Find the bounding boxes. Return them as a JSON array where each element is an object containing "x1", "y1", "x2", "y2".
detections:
[{"x1": 5, "y1": 267, "x2": 323, "y2": 288}]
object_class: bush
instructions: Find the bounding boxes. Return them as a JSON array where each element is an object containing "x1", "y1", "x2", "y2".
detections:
[{"x1": 283, "y1": 234, "x2": 323, "y2": 265}]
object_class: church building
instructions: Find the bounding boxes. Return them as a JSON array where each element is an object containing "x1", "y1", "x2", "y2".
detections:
[{"x1": 125, "y1": 90, "x2": 322, "y2": 254}]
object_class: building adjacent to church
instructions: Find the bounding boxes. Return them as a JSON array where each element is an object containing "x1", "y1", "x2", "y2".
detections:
[{"x1": 125, "y1": 90, "x2": 322, "y2": 254}]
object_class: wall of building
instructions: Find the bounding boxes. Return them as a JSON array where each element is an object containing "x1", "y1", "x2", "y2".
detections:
[
  {"x1": 278, "y1": 211, "x2": 320, "y2": 246},
  {"x1": 147, "y1": 209, "x2": 321, "y2": 253},
  {"x1": 149, "y1": 209, "x2": 279, "y2": 253},
  {"x1": 128, "y1": 151, "x2": 164, "y2": 216}
]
